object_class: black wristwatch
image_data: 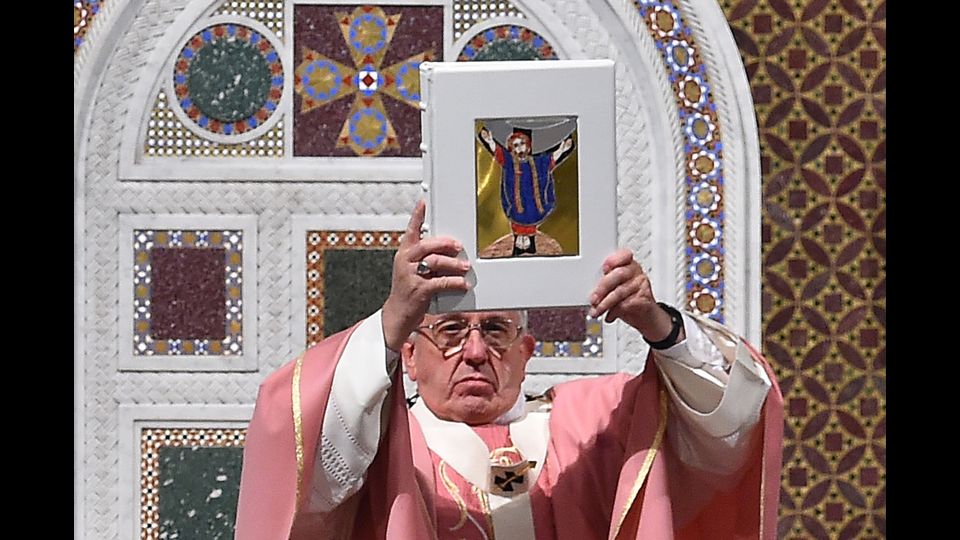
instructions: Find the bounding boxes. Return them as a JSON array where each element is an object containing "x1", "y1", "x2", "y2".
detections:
[{"x1": 643, "y1": 302, "x2": 684, "y2": 350}]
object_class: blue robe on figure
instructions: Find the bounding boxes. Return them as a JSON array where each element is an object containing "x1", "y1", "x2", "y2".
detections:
[{"x1": 493, "y1": 146, "x2": 557, "y2": 226}]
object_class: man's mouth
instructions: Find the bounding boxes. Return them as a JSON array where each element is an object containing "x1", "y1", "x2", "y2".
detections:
[{"x1": 454, "y1": 376, "x2": 495, "y2": 389}]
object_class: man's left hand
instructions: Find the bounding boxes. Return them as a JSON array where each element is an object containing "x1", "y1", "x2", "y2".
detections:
[{"x1": 588, "y1": 249, "x2": 679, "y2": 343}]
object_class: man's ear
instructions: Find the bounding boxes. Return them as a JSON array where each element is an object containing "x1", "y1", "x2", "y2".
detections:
[
  {"x1": 518, "y1": 334, "x2": 536, "y2": 360},
  {"x1": 401, "y1": 341, "x2": 417, "y2": 380},
  {"x1": 517, "y1": 334, "x2": 536, "y2": 380}
]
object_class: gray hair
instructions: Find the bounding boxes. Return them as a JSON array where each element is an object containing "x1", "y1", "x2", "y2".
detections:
[{"x1": 517, "y1": 310, "x2": 529, "y2": 332}]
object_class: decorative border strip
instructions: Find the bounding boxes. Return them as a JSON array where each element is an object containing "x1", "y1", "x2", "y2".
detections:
[
  {"x1": 634, "y1": 0, "x2": 725, "y2": 322},
  {"x1": 74, "y1": 1, "x2": 102, "y2": 53}
]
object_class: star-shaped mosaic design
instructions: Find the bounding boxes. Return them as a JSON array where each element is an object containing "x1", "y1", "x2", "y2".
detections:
[{"x1": 294, "y1": 6, "x2": 435, "y2": 156}]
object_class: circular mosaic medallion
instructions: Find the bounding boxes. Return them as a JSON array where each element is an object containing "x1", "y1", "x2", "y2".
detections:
[
  {"x1": 349, "y1": 13, "x2": 388, "y2": 55},
  {"x1": 693, "y1": 289, "x2": 719, "y2": 314},
  {"x1": 458, "y1": 25, "x2": 558, "y2": 62},
  {"x1": 396, "y1": 60, "x2": 422, "y2": 101},
  {"x1": 349, "y1": 108, "x2": 388, "y2": 150},
  {"x1": 302, "y1": 59, "x2": 345, "y2": 101},
  {"x1": 173, "y1": 24, "x2": 283, "y2": 137}
]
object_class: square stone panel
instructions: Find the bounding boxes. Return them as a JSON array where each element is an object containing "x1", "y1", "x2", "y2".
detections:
[
  {"x1": 150, "y1": 247, "x2": 227, "y2": 340},
  {"x1": 140, "y1": 428, "x2": 246, "y2": 540},
  {"x1": 157, "y1": 447, "x2": 243, "y2": 539},
  {"x1": 527, "y1": 308, "x2": 587, "y2": 342},
  {"x1": 121, "y1": 216, "x2": 258, "y2": 371},
  {"x1": 306, "y1": 230, "x2": 403, "y2": 346},
  {"x1": 323, "y1": 248, "x2": 396, "y2": 337},
  {"x1": 133, "y1": 230, "x2": 244, "y2": 357}
]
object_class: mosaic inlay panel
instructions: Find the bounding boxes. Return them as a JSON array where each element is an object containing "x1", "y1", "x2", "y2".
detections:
[
  {"x1": 173, "y1": 23, "x2": 284, "y2": 138},
  {"x1": 144, "y1": 91, "x2": 284, "y2": 157},
  {"x1": 529, "y1": 307, "x2": 603, "y2": 359},
  {"x1": 718, "y1": 1, "x2": 886, "y2": 538},
  {"x1": 634, "y1": 0, "x2": 726, "y2": 323},
  {"x1": 74, "y1": 0, "x2": 101, "y2": 52},
  {"x1": 140, "y1": 428, "x2": 246, "y2": 540},
  {"x1": 306, "y1": 230, "x2": 403, "y2": 346},
  {"x1": 452, "y1": 0, "x2": 526, "y2": 40},
  {"x1": 293, "y1": 4, "x2": 443, "y2": 157},
  {"x1": 213, "y1": 0, "x2": 285, "y2": 40},
  {"x1": 457, "y1": 25, "x2": 558, "y2": 61},
  {"x1": 133, "y1": 230, "x2": 244, "y2": 356},
  {"x1": 323, "y1": 249, "x2": 397, "y2": 337}
]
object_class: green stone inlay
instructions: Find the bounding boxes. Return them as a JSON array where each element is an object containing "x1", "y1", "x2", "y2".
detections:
[
  {"x1": 474, "y1": 40, "x2": 542, "y2": 61},
  {"x1": 323, "y1": 249, "x2": 396, "y2": 337},
  {"x1": 158, "y1": 446, "x2": 243, "y2": 539},
  {"x1": 188, "y1": 39, "x2": 271, "y2": 123}
]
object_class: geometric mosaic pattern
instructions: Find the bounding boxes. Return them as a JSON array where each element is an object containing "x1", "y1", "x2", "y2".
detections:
[
  {"x1": 634, "y1": 0, "x2": 727, "y2": 323},
  {"x1": 306, "y1": 230, "x2": 403, "y2": 346},
  {"x1": 133, "y1": 229, "x2": 244, "y2": 356},
  {"x1": 292, "y1": 4, "x2": 443, "y2": 157},
  {"x1": 144, "y1": 90, "x2": 284, "y2": 158},
  {"x1": 456, "y1": 25, "x2": 558, "y2": 61},
  {"x1": 74, "y1": 0, "x2": 102, "y2": 53},
  {"x1": 139, "y1": 428, "x2": 246, "y2": 540},
  {"x1": 452, "y1": 0, "x2": 526, "y2": 40},
  {"x1": 172, "y1": 24, "x2": 284, "y2": 138},
  {"x1": 529, "y1": 307, "x2": 604, "y2": 359},
  {"x1": 719, "y1": 1, "x2": 886, "y2": 538},
  {"x1": 213, "y1": 0, "x2": 285, "y2": 41}
]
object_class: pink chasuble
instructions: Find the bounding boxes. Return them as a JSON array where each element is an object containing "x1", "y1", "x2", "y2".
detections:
[
  {"x1": 428, "y1": 424, "x2": 511, "y2": 540},
  {"x1": 235, "y1": 323, "x2": 783, "y2": 540}
]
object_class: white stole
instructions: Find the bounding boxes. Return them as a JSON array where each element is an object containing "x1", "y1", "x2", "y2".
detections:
[{"x1": 411, "y1": 399, "x2": 551, "y2": 539}]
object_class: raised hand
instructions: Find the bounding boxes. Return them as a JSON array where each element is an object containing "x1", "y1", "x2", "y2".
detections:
[
  {"x1": 588, "y1": 249, "x2": 677, "y2": 343},
  {"x1": 381, "y1": 200, "x2": 471, "y2": 351}
]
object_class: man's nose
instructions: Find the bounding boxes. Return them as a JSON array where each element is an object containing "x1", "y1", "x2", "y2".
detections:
[{"x1": 461, "y1": 329, "x2": 489, "y2": 364}]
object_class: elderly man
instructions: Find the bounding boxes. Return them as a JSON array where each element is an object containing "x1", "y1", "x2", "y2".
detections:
[{"x1": 235, "y1": 202, "x2": 782, "y2": 539}]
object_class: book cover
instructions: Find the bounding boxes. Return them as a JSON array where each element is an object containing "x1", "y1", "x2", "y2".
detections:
[{"x1": 419, "y1": 59, "x2": 617, "y2": 312}]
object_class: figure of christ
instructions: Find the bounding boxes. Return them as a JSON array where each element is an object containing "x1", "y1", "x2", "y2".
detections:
[{"x1": 478, "y1": 126, "x2": 575, "y2": 257}]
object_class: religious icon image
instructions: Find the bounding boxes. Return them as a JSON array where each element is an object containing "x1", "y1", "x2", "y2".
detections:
[{"x1": 475, "y1": 116, "x2": 580, "y2": 259}]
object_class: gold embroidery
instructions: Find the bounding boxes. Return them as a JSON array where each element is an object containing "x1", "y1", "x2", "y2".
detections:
[
  {"x1": 527, "y1": 157, "x2": 545, "y2": 214},
  {"x1": 292, "y1": 352, "x2": 306, "y2": 510},
  {"x1": 439, "y1": 460, "x2": 469, "y2": 532},
  {"x1": 474, "y1": 485, "x2": 496, "y2": 540},
  {"x1": 514, "y1": 167, "x2": 524, "y2": 214},
  {"x1": 611, "y1": 388, "x2": 668, "y2": 539}
]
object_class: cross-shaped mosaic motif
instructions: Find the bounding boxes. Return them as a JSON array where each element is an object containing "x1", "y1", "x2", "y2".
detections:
[{"x1": 295, "y1": 5, "x2": 436, "y2": 156}]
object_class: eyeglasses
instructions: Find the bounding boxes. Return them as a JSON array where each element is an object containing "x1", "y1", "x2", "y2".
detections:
[{"x1": 414, "y1": 317, "x2": 524, "y2": 359}]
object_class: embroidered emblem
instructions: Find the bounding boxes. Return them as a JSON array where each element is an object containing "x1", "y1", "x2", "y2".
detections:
[{"x1": 488, "y1": 446, "x2": 536, "y2": 497}]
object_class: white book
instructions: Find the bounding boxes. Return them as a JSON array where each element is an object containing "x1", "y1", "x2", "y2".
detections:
[{"x1": 419, "y1": 59, "x2": 617, "y2": 312}]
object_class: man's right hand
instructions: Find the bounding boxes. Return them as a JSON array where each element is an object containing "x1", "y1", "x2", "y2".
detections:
[{"x1": 381, "y1": 200, "x2": 471, "y2": 352}]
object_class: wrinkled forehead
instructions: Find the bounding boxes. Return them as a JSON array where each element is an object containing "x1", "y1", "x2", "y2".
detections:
[{"x1": 422, "y1": 310, "x2": 524, "y2": 325}]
